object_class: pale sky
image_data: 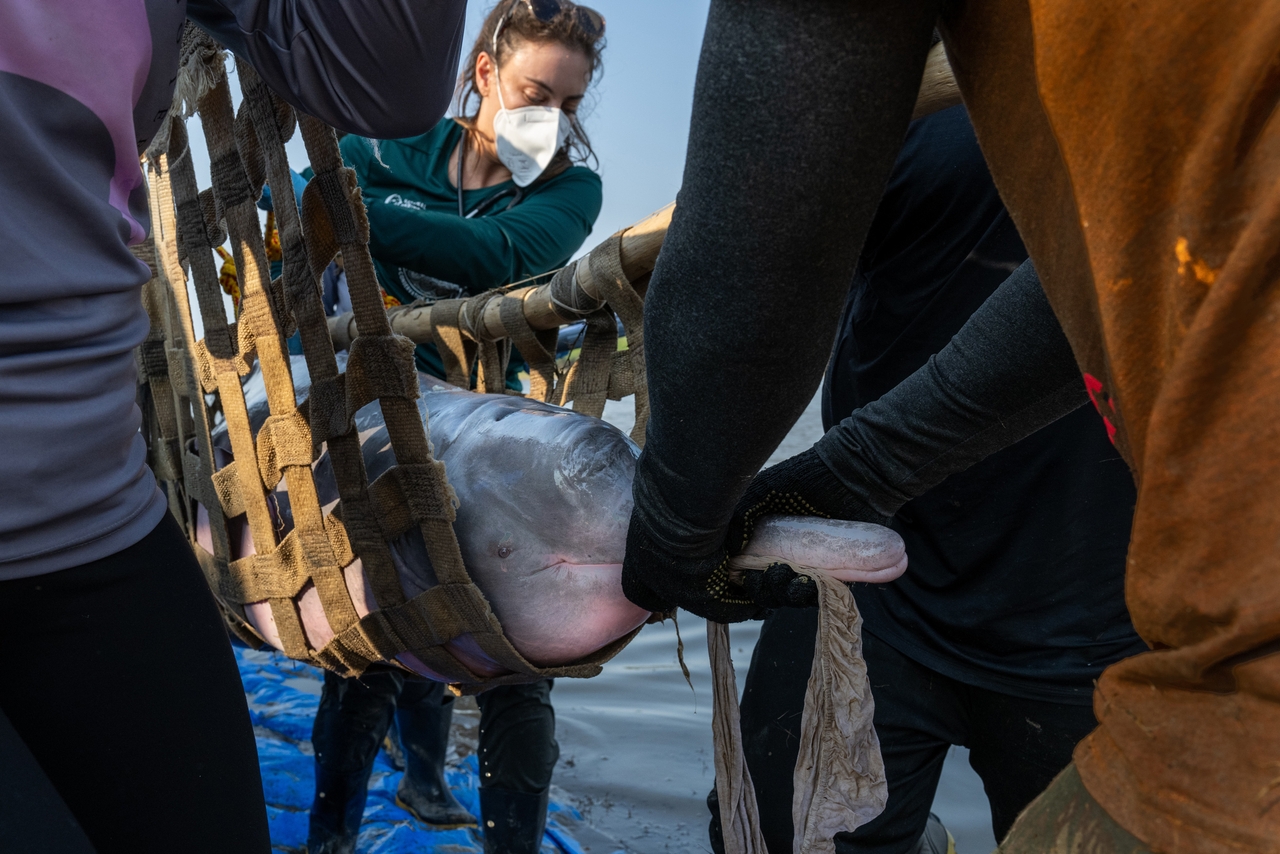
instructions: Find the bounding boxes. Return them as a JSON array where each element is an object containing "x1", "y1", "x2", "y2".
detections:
[{"x1": 187, "y1": 1, "x2": 711, "y2": 260}]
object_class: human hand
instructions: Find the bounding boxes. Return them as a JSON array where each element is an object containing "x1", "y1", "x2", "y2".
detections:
[{"x1": 621, "y1": 448, "x2": 890, "y2": 622}]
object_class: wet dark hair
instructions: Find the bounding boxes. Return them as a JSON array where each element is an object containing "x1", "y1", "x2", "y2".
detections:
[{"x1": 455, "y1": 0, "x2": 605, "y2": 176}]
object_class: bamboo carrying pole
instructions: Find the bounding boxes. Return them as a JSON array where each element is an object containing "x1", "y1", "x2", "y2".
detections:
[{"x1": 328, "y1": 202, "x2": 674, "y2": 350}]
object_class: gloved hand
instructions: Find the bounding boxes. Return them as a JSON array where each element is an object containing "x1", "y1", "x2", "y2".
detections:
[{"x1": 622, "y1": 448, "x2": 890, "y2": 623}]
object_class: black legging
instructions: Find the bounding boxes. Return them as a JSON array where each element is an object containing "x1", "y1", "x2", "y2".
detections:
[
  {"x1": 311, "y1": 671, "x2": 558, "y2": 796},
  {"x1": 0, "y1": 514, "x2": 270, "y2": 854}
]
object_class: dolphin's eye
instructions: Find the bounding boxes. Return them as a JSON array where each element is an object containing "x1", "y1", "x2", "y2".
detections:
[{"x1": 497, "y1": 545, "x2": 513, "y2": 559}]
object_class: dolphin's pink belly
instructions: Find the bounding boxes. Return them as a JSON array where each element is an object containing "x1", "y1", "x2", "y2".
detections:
[
  {"x1": 194, "y1": 504, "x2": 646, "y2": 677},
  {"x1": 485, "y1": 562, "x2": 649, "y2": 668},
  {"x1": 195, "y1": 505, "x2": 522, "y2": 677},
  {"x1": 198, "y1": 505, "x2": 906, "y2": 682}
]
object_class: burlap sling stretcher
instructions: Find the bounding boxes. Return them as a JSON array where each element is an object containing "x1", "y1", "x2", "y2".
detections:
[
  {"x1": 135, "y1": 28, "x2": 648, "y2": 692},
  {"x1": 134, "y1": 26, "x2": 882, "y2": 853}
]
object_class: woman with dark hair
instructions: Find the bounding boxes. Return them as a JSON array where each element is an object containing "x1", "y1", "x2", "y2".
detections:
[
  {"x1": 308, "y1": 4, "x2": 607, "y2": 853},
  {"x1": 337, "y1": 0, "x2": 606, "y2": 384}
]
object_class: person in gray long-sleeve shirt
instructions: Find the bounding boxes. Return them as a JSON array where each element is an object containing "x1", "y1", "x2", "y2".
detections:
[{"x1": 0, "y1": 2, "x2": 464, "y2": 851}]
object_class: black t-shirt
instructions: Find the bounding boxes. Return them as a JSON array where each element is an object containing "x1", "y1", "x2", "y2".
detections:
[{"x1": 823, "y1": 106, "x2": 1146, "y2": 704}]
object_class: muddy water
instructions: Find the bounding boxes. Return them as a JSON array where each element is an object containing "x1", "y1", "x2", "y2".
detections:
[{"x1": 542, "y1": 393, "x2": 999, "y2": 853}]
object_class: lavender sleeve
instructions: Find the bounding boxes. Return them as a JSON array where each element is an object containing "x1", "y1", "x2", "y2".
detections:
[{"x1": 188, "y1": 0, "x2": 467, "y2": 138}]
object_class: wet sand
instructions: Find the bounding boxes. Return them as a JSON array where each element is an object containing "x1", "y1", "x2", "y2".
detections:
[{"x1": 545, "y1": 392, "x2": 1000, "y2": 852}]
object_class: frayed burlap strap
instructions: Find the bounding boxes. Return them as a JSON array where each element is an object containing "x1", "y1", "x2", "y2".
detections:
[
  {"x1": 430, "y1": 290, "x2": 531, "y2": 396},
  {"x1": 498, "y1": 295, "x2": 559, "y2": 402},
  {"x1": 426, "y1": 299, "x2": 477, "y2": 389},
  {"x1": 710, "y1": 574, "x2": 887, "y2": 854},
  {"x1": 555, "y1": 308, "x2": 617, "y2": 417},
  {"x1": 586, "y1": 234, "x2": 649, "y2": 445},
  {"x1": 136, "y1": 25, "x2": 640, "y2": 691},
  {"x1": 709, "y1": 621, "x2": 770, "y2": 854},
  {"x1": 134, "y1": 238, "x2": 187, "y2": 505},
  {"x1": 461, "y1": 290, "x2": 512, "y2": 394}
]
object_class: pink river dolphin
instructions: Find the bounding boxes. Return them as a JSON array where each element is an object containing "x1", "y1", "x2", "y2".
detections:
[{"x1": 196, "y1": 356, "x2": 907, "y2": 681}]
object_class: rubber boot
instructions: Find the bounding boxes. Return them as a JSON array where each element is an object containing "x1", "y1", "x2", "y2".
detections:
[
  {"x1": 308, "y1": 671, "x2": 400, "y2": 854},
  {"x1": 393, "y1": 683, "x2": 475, "y2": 828},
  {"x1": 383, "y1": 720, "x2": 407, "y2": 772},
  {"x1": 307, "y1": 761, "x2": 369, "y2": 854},
  {"x1": 479, "y1": 787, "x2": 549, "y2": 854},
  {"x1": 997, "y1": 764, "x2": 1151, "y2": 853}
]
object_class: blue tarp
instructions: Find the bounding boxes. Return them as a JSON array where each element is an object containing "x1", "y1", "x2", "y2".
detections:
[{"x1": 236, "y1": 647, "x2": 589, "y2": 854}]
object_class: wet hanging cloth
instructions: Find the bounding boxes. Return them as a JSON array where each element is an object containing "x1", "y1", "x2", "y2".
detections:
[{"x1": 710, "y1": 572, "x2": 886, "y2": 854}]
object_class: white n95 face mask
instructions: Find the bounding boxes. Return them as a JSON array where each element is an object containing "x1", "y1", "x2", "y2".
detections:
[{"x1": 492, "y1": 67, "x2": 572, "y2": 187}]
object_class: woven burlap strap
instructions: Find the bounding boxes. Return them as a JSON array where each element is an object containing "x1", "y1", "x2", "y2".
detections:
[
  {"x1": 585, "y1": 234, "x2": 650, "y2": 446},
  {"x1": 202, "y1": 67, "x2": 334, "y2": 661},
  {"x1": 427, "y1": 299, "x2": 478, "y2": 389},
  {"x1": 288, "y1": 109, "x2": 521, "y2": 679},
  {"x1": 137, "y1": 25, "x2": 645, "y2": 690},
  {"x1": 459, "y1": 290, "x2": 512, "y2": 394},
  {"x1": 498, "y1": 295, "x2": 560, "y2": 402},
  {"x1": 144, "y1": 119, "x2": 252, "y2": 635},
  {"x1": 134, "y1": 239, "x2": 186, "y2": 506},
  {"x1": 236, "y1": 60, "x2": 417, "y2": 645},
  {"x1": 555, "y1": 308, "x2": 617, "y2": 417},
  {"x1": 421, "y1": 291, "x2": 517, "y2": 396}
]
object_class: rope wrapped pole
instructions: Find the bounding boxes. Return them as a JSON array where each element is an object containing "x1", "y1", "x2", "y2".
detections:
[{"x1": 327, "y1": 202, "x2": 673, "y2": 349}]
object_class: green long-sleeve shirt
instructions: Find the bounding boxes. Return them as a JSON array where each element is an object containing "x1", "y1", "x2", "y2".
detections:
[{"x1": 341, "y1": 120, "x2": 602, "y2": 380}]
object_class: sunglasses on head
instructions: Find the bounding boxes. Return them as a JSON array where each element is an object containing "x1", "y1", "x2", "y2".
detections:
[{"x1": 494, "y1": 0, "x2": 606, "y2": 52}]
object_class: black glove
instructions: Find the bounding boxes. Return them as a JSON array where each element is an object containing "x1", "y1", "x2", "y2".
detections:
[
  {"x1": 621, "y1": 517, "x2": 764, "y2": 623},
  {"x1": 621, "y1": 448, "x2": 889, "y2": 623},
  {"x1": 727, "y1": 447, "x2": 891, "y2": 610}
]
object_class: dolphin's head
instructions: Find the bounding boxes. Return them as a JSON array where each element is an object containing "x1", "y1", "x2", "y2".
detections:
[{"x1": 425, "y1": 391, "x2": 648, "y2": 665}]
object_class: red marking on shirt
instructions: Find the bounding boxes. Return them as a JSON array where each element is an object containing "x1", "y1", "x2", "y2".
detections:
[{"x1": 1083, "y1": 373, "x2": 1118, "y2": 446}]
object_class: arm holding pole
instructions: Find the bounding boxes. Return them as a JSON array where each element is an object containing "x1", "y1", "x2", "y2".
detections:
[{"x1": 327, "y1": 202, "x2": 674, "y2": 350}]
